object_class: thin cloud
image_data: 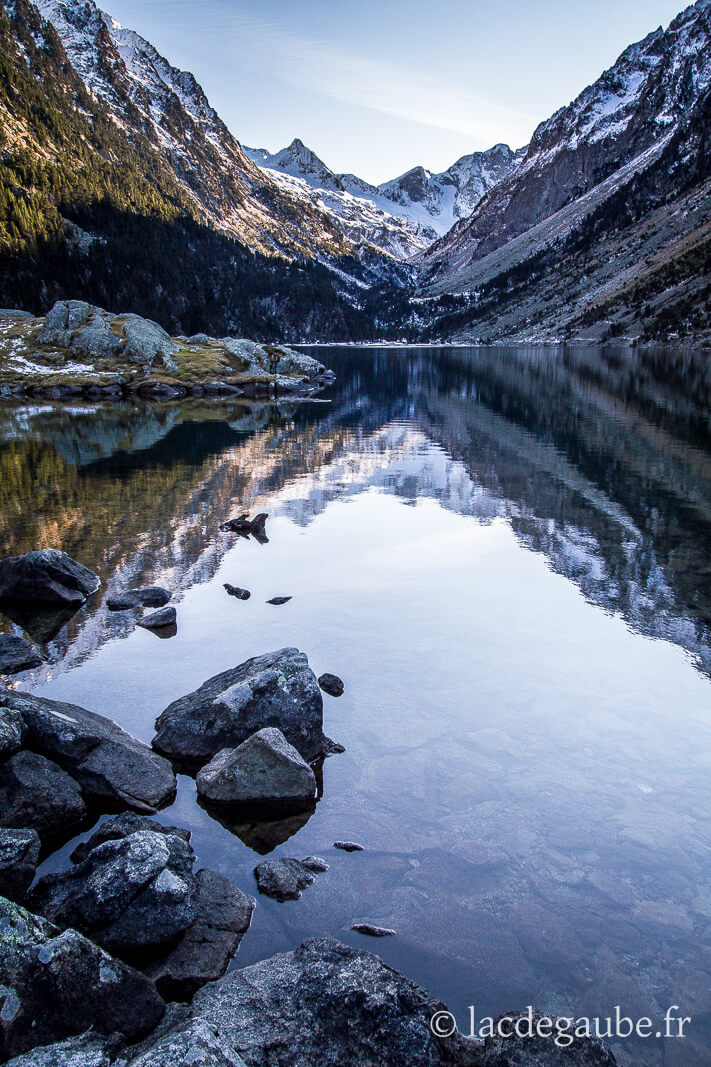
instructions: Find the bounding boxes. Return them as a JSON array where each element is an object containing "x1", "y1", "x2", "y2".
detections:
[{"x1": 216, "y1": 11, "x2": 538, "y2": 150}]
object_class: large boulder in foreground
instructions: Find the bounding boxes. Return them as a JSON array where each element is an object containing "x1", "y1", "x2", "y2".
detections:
[
  {"x1": 0, "y1": 896, "x2": 164, "y2": 1061},
  {"x1": 0, "y1": 549, "x2": 100, "y2": 606},
  {"x1": 196, "y1": 727, "x2": 317, "y2": 806},
  {"x1": 2, "y1": 691, "x2": 176, "y2": 814},
  {"x1": 28, "y1": 828, "x2": 198, "y2": 959},
  {"x1": 2, "y1": 938, "x2": 617, "y2": 1066},
  {"x1": 153, "y1": 648, "x2": 325, "y2": 766}
]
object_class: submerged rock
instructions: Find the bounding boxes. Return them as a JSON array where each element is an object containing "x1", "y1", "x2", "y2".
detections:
[
  {"x1": 2, "y1": 690, "x2": 177, "y2": 814},
  {"x1": 153, "y1": 647, "x2": 325, "y2": 765},
  {"x1": 0, "y1": 549, "x2": 100, "y2": 607},
  {"x1": 106, "y1": 587, "x2": 171, "y2": 611},
  {"x1": 0, "y1": 896, "x2": 164, "y2": 1061},
  {"x1": 0, "y1": 828, "x2": 40, "y2": 902},
  {"x1": 196, "y1": 728, "x2": 317, "y2": 807},
  {"x1": 146, "y1": 868, "x2": 255, "y2": 1001},
  {"x1": 253, "y1": 856, "x2": 328, "y2": 902},
  {"x1": 0, "y1": 634, "x2": 42, "y2": 675},
  {"x1": 351, "y1": 923, "x2": 396, "y2": 937},
  {"x1": 28, "y1": 828, "x2": 198, "y2": 958},
  {"x1": 137, "y1": 607, "x2": 176, "y2": 630},
  {"x1": 0, "y1": 750, "x2": 85, "y2": 836}
]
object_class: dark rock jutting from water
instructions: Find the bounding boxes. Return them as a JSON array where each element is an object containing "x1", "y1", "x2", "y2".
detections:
[
  {"x1": 318, "y1": 672, "x2": 344, "y2": 697},
  {"x1": 1, "y1": 690, "x2": 177, "y2": 817},
  {"x1": 152, "y1": 647, "x2": 327, "y2": 765},
  {"x1": 334, "y1": 840, "x2": 363, "y2": 852},
  {"x1": 0, "y1": 634, "x2": 42, "y2": 675},
  {"x1": 221, "y1": 513, "x2": 269, "y2": 541},
  {"x1": 224, "y1": 584, "x2": 251, "y2": 600},
  {"x1": 267, "y1": 596, "x2": 292, "y2": 605},
  {"x1": 0, "y1": 549, "x2": 100, "y2": 607},
  {"x1": 106, "y1": 586, "x2": 171, "y2": 611},
  {"x1": 196, "y1": 727, "x2": 316, "y2": 807},
  {"x1": 254, "y1": 856, "x2": 329, "y2": 902},
  {"x1": 137, "y1": 606, "x2": 177, "y2": 630},
  {"x1": 351, "y1": 922, "x2": 396, "y2": 937}
]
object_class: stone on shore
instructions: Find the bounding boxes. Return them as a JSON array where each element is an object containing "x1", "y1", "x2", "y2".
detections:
[
  {"x1": 137, "y1": 607, "x2": 176, "y2": 630},
  {"x1": 318, "y1": 673, "x2": 344, "y2": 697},
  {"x1": 106, "y1": 587, "x2": 171, "y2": 611},
  {"x1": 0, "y1": 750, "x2": 86, "y2": 836},
  {"x1": 150, "y1": 937, "x2": 477, "y2": 1066},
  {"x1": 0, "y1": 706, "x2": 25, "y2": 760},
  {"x1": 69, "y1": 812, "x2": 191, "y2": 864},
  {"x1": 153, "y1": 648, "x2": 325, "y2": 765},
  {"x1": 146, "y1": 868, "x2": 255, "y2": 1001},
  {"x1": 28, "y1": 828, "x2": 198, "y2": 958},
  {"x1": 0, "y1": 896, "x2": 164, "y2": 1061},
  {"x1": 0, "y1": 828, "x2": 40, "y2": 902},
  {"x1": 254, "y1": 856, "x2": 328, "y2": 902},
  {"x1": 196, "y1": 728, "x2": 317, "y2": 807},
  {"x1": 2, "y1": 690, "x2": 177, "y2": 814},
  {"x1": 0, "y1": 634, "x2": 42, "y2": 675},
  {"x1": 0, "y1": 549, "x2": 100, "y2": 606}
]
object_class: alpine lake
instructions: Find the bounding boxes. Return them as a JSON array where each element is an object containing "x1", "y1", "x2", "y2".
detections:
[{"x1": 2, "y1": 344, "x2": 711, "y2": 1067}]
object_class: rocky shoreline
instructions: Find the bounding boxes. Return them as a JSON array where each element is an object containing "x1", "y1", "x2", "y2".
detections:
[
  {"x1": 0, "y1": 303, "x2": 335, "y2": 402},
  {"x1": 0, "y1": 548, "x2": 617, "y2": 1064}
]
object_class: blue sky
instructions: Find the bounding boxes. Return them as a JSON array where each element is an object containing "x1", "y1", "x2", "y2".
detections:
[{"x1": 106, "y1": 0, "x2": 688, "y2": 184}]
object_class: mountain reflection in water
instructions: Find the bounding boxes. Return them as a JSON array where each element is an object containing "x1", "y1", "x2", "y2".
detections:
[{"x1": 2, "y1": 345, "x2": 711, "y2": 1066}]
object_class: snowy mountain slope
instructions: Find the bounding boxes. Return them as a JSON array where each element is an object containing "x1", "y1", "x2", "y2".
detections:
[
  {"x1": 414, "y1": 77, "x2": 711, "y2": 344},
  {"x1": 244, "y1": 140, "x2": 524, "y2": 260},
  {"x1": 419, "y1": 0, "x2": 711, "y2": 281},
  {"x1": 31, "y1": 0, "x2": 349, "y2": 261}
]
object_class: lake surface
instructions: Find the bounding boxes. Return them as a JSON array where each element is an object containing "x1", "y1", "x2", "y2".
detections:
[{"x1": 3, "y1": 345, "x2": 711, "y2": 1066}]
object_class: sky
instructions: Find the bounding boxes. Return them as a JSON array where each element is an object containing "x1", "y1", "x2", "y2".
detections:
[{"x1": 105, "y1": 0, "x2": 689, "y2": 184}]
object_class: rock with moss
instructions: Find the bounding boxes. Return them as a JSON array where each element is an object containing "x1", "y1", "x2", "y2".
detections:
[{"x1": 0, "y1": 896, "x2": 164, "y2": 1061}]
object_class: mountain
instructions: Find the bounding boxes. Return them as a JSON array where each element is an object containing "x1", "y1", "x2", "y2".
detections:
[
  {"x1": 415, "y1": 0, "x2": 711, "y2": 343},
  {"x1": 244, "y1": 140, "x2": 524, "y2": 260},
  {"x1": 30, "y1": 0, "x2": 350, "y2": 261},
  {"x1": 0, "y1": 0, "x2": 376, "y2": 338}
]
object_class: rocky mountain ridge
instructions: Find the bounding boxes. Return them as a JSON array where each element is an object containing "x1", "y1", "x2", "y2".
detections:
[{"x1": 245, "y1": 139, "x2": 524, "y2": 259}]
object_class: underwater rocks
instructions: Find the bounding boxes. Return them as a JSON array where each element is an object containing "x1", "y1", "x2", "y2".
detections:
[
  {"x1": 196, "y1": 728, "x2": 317, "y2": 807},
  {"x1": 153, "y1": 647, "x2": 326, "y2": 766},
  {"x1": 0, "y1": 549, "x2": 100, "y2": 607},
  {"x1": 1, "y1": 690, "x2": 177, "y2": 816},
  {"x1": 351, "y1": 923, "x2": 396, "y2": 937}
]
